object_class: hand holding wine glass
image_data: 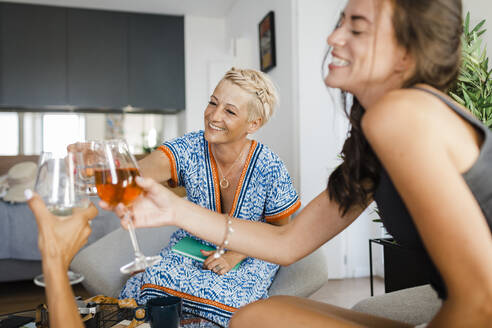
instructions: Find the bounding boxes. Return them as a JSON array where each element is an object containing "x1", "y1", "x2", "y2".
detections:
[
  {"x1": 103, "y1": 176, "x2": 180, "y2": 229},
  {"x1": 26, "y1": 190, "x2": 97, "y2": 328},
  {"x1": 26, "y1": 190, "x2": 98, "y2": 270},
  {"x1": 32, "y1": 151, "x2": 91, "y2": 286},
  {"x1": 91, "y1": 140, "x2": 161, "y2": 274}
]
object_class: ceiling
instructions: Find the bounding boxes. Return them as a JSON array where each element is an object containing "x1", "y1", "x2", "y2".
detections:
[{"x1": 0, "y1": 0, "x2": 238, "y2": 17}]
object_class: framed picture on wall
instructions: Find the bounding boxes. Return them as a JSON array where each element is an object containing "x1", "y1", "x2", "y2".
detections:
[{"x1": 258, "y1": 11, "x2": 276, "y2": 73}]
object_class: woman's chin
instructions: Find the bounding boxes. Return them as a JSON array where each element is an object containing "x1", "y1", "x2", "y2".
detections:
[
  {"x1": 324, "y1": 77, "x2": 339, "y2": 88},
  {"x1": 324, "y1": 75, "x2": 351, "y2": 92},
  {"x1": 204, "y1": 129, "x2": 226, "y2": 143}
]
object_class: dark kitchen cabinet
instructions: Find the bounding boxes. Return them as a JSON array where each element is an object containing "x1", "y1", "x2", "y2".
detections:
[
  {"x1": 67, "y1": 9, "x2": 128, "y2": 108},
  {"x1": 0, "y1": 3, "x2": 67, "y2": 106},
  {"x1": 0, "y1": 2, "x2": 185, "y2": 112},
  {"x1": 128, "y1": 14, "x2": 185, "y2": 110}
]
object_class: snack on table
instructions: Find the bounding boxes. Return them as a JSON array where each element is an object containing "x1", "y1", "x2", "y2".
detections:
[{"x1": 85, "y1": 295, "x2": 143, "y2": 327}]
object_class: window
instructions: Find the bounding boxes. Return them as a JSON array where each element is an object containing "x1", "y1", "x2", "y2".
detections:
[
  {"x1": 42, "y1": 114, "x2": 85, "y2": 153},
  {"x1": 0, "y1": 113, "x2": 19, "y2": 155},
  {"x1": 0, "y1": 112, "x2": 180, "y2": 155}
]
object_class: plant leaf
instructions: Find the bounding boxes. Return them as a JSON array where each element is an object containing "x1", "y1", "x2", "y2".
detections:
[
  {"x1": 449, "y1": 92, "x2": 466, "y2": 105},
  {"x1": 477, "y1": 29, "x2": 487, "y2": 38},
  {"x1": 471, "y1": 19, "x2": 486, "y2": 35}
]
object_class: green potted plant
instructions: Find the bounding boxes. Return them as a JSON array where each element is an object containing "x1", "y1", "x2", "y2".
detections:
[{"x1": 449, "y1": 13, "x2": 492, "y2": 130}]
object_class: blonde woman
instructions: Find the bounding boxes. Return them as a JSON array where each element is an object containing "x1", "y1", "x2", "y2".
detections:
[{"x1": 114, "y1": 68, "x2": 300, "y2": 326}]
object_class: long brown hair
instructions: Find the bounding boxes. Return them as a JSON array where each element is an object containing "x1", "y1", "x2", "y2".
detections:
[{"x1": 327, "y1": 0, "x2": 463, "y2": 215}]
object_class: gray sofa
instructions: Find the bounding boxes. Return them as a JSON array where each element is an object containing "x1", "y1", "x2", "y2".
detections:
[
  {"x1": 0, "y1": 198, "x2": 120, "y2": 282},
  {"x1": 352, "y1": 284, "x2": 442, "y2": 326},
  {"x1": 72, "y1": 225, "x2": 441, "y2": 325},
  {"x1": 72, "y1": 226, "x2": 329, "y2": 298}
]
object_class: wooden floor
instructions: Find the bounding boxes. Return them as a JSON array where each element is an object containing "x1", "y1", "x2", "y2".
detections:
[
  {"x1": 0, "y1": 277, "x2": 384, "y2": 316},
  {"x1": 0, "y1": 280, "x2": 92, "y2": 315},
  {"x1": 309, "y1": 276, "x2": 385, "y2": 309}
]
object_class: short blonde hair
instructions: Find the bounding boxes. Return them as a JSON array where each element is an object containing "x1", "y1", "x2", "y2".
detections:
[{"x1": 222, "y1": 67, "x2": 279, "y2": 126}]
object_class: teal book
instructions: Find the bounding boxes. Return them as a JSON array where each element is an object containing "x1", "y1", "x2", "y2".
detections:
[{"x1": 171, "y1": 237, "x2": 242, "y2": 270}]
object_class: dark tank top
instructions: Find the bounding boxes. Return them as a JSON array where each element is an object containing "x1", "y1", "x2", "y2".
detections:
[{"x1": 373, "y1": 87, "x2": 492, "y2": 299}]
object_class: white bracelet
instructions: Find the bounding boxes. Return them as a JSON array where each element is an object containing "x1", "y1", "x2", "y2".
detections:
[{"x1": 214, "y1": 216, "x2": 234, "y2": 259}]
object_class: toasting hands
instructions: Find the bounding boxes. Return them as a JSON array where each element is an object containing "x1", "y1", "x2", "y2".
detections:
[
  {"x1": 26, "y1": 190, "x2": 98, "y2": 269},
  {"x1": 100, "y1": 176, "x2": 179, "y2": 229}
]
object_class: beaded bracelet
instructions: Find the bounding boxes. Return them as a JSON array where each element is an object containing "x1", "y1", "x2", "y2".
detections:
[{"x1": 214, "y1": 215, "x2": 234, "y2": 259}]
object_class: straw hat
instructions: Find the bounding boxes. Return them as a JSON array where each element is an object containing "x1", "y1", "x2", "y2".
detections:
[{"x1": 3, "y1": 161, "x2": 37, "y2": 203}]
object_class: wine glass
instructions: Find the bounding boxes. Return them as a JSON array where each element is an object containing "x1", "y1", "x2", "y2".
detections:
[
  {"x1": 91, "y1": 139, "x2": 161, "y2": 274},
  {"x1": 33, "y1": 151, "x2": 89, "y2": 287},
  {"x1": 69, "y1": 141, "x2": 99, "y2": 196}
]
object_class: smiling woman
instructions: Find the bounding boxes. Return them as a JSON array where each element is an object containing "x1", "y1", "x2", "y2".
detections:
[{"x1": 116, "y1": 67, "x2": 301, "y2": 327}]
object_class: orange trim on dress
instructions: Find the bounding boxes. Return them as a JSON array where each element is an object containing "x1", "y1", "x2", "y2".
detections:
[
  {"x1": 265, "y1": 199, "x2": 301, "y2": 222},
  {"x1": 157, "y1": 146, "x2": 179, "y2": 187},
  {"x1": 209, "y1": 140, "x2": 257, "y2": 216},
  {"x1": 141, "y1": 284, "x2": 237, "y2": 313},
  {"x1": 228, "y1": 140, "x2": 257, "y2": 216},
  {"x1": 208, "y1": 144, "x2": 222, "y2": 213}
]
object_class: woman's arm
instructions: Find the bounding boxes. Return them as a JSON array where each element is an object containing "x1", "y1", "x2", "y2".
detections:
[
  {"x1": 42, "y1": 257, "x2": 84, "y2": 328},
  {"x1": 138, "y1": 149, "x2": 172, "y2": 183},
  {"x1": 363, "y1": 90, "x2": 492, "y2": 327},
  {"x1": 119, "y1": 177, "x2": 366, "y2": 266},
  {"x1": 269, "y1": 216, "x2": 291, "y2": 226},
  {"x1": 69, "y1": 142, "x2": 172, "y2": 183},
  {"x1": 201, "y1": 216, "x2": 292, "y2": 274},
  {"x1": 26, "y1": 191, "x2": 98, "y2": 328}
]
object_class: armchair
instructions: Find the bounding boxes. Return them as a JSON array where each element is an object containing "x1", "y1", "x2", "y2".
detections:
[{"x1": 72, "y1": 226, "x2": 329, "y2": 299}]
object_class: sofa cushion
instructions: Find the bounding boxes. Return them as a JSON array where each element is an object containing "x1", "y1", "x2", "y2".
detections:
[
  {"x1": 351, "y1": 284, "x2": 441, "y2": 325},
  {"x1": 71, "y1": 226, "x2": 177, "y2": 297},
  {"x1": 269, "y1": 248, "x2": 328, "y2": 297}
]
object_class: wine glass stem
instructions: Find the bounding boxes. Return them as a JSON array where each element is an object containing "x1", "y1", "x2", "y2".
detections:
[{"x1": 124, "y1": 209, "x2": 143, "y2": 257}]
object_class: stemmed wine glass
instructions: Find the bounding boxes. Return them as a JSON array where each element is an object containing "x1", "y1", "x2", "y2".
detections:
[
  {"x1": 90, "y1": 139, "x2": 161, "y2": 274},
  {"x1": 33, "y1": 151, "x2": 89, "y2": 287},
  {"x1": 73, "y1": 144, "x2": 99, "y2": 196}
]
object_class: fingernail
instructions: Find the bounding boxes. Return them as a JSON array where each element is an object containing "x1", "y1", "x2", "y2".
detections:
[
  {"x1": 136, "y1": 176, "x2": 143, "y2": 183},
  {"x1": 24, "y1": 189, "x2": 33, "y2": 200}
]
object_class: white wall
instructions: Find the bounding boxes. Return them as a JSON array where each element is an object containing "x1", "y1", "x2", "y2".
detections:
[
  {"x1": 224, "y1": 0, "x2": 299, "y2": 187},
  {"x1": 183, "y1": 16, "x2": 232, "y2": 135},
  {"x1": 296, "y1": 0, "x2": 346, "y2": 279},
  {"x1": 297, "y1": 1, "x2": 347, "y2": 207},
  {"x1": 296, "y1": 0, "x2": 389, "y2": 279}
]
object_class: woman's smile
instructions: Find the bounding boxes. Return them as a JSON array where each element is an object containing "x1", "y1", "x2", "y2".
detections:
[
  {"x1": 329, "y1": 54, "x2": 351, "y2": 70},
  {"x1": 208, "y1": 121, "x2": 226, "y2": 132}
]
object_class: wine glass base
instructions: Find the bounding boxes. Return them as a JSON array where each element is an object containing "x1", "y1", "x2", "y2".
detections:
[
  {"x1": 34, "y1": 271, "x2": 84, "y2": 287},
  {"x1": 120, "y1": 255, "x2": 162, "y2": 274}
]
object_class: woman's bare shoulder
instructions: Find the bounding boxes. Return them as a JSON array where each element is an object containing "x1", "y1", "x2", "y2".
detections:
[{"x1": 362, "y1": 87, "x2": 444, "y2": 146}]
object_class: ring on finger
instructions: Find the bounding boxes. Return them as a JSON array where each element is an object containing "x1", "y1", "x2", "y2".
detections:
[{"x1": 214, "y1": 265, "x2": 221, "y2": 272}]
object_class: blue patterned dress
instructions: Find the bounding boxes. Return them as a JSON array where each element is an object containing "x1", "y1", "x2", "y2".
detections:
[{"x1": 120, "y1": 131, "x2": 300, "y2": 327}]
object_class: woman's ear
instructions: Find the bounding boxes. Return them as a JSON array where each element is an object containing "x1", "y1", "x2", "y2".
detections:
[
  {"x1": 395, "y1": 47, "x2": 414, "y2": 73},
  {"x1": 247, "y1": 117, "x2": 262, "y2": 134}
]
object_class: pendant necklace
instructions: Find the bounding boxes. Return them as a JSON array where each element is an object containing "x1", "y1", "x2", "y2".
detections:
[{"x1": 213, "y1": 142, "x2": 250, "y2": 189}]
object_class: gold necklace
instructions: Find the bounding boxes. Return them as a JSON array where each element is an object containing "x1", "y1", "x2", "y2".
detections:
[{"x1": 212, "y1": 141, "x2": 250, "y2": 189}]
